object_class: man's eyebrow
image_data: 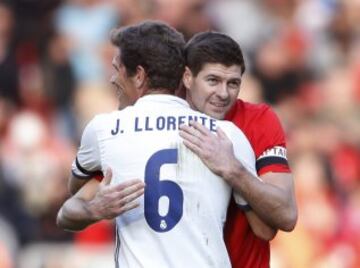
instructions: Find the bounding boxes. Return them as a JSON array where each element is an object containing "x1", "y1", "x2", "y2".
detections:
[
  {"x1": 204, "y1": 74, "x2": 241, "y2": 82},
  {"x1": 204, "y1": 74, "x2": 220, "y2": 78},
  {"x1": 228, "y1": 78, "x2": 242, "y2": 83}
]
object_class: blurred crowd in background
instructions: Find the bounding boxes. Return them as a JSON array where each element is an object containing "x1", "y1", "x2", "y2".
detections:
[{"x1": 0, "y1": 0, "x2": 359, "y2": 267}]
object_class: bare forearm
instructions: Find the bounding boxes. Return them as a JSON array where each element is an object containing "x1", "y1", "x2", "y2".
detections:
[
  {"x1": 68, "y1": 175, "x2": 88, "y2": 196},
  {"x1": 56, "y1": 198, "x2": 99, "y2": 231},
  {"x1": 225, "y1": 161, "x2": 297, "y2": 231},
  {"x1": 58, "y1": 172, "x2": 144, "y2": 232},
  {"x1": 178, "y1": 122, "x2": 297, "y2": 231},
  {"x1": 245, "y1": 211, "x2": 277, "y2": 241}
]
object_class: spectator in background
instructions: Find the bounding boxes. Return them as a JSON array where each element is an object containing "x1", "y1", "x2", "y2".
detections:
[
  {"x1": 0, "y1": 1, "x2": 19, "y2": 105},
  {"x1": 54, "y1": 0, "x2": 119, "y2": 83},
  {"x1": 42, "y1": 33, "x2": 77, "y2": 141},
  {"x1": 115, "y1": 0, "x2": 156, "y2": 25},
  {"x1": 0, "y1": 2, "x2": 19, "y2": 138},
  {"x1": 116, "y1": 0, "x2": 211, "y2": 40},
  {"x1": 155, "y1": 0, "x2": 210, "y2": 40},
  {"x1": 0, "y1": 216, "x2": 17, "y2": 268},
  {"x1": 1, "y1": 112, "x2": 74, "y2": 243}
]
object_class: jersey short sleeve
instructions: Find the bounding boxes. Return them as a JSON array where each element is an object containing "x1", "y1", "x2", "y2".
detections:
[
  {"x1": 71, "y1": 117, "x2": 103, "y2": 179},
  {"x1": 226, "y1": 100, "x2": 291, "y2": 176},
  {"x1": 251, "y1": 106, "x2": 290, "y2": 175}
]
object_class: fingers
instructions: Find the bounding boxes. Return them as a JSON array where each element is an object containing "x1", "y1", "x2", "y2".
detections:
[
  {"x1": 179, "y1": 127, "x2": 203, "y2": 157},
  {"x1": 103, "y1": 201, "x2": 141, "y2": 219},
  {"x1": 120, "y1": 202, "x2": 140, "y2": 214},
  {"x1": 182, "y1": 139, "x2": 202, "y2": 156},
  {"x1": 188, "y1": 122, "x2": 229, "y2": 144},
  {"x1": 179, "y1": 124, "x2": 203, "y2": 142},
  {"x1": 179, "y1": 120, "x2": 215, "y2": 141},
  {"x1": 112, "y1": 179, "x2": 145, "y2": 192},
  {"x1": 189, "y1": 120, "x2": 211, "y2": 136},
  {"x1": 116, "y1": 187, "x2": 145, "y2": 208},
  {"x1": 99, "y1": 181, "x2": 145, "y2": 218},
  {"x1": 179, "y1": 126, "x2": 202, "y2": 146},
  {"x1": 111, "y1": 184, "x2": 144, "y2": 216},
  {"x1": 116, "y1": 180, "x2": 145, "y2": 197},
  {"x1": 179, "y1": 121, "x2": 216, "y2": 157},
  {"x1": 105, "y1": 180, "x2": 145, "y2": 202}
]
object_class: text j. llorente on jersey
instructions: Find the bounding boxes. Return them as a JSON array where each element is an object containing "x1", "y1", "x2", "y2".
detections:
[{"x1": 110, "y1": 115, "x2": 217, "y2": 135}]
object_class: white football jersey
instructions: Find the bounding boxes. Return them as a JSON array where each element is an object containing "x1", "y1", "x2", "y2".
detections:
[{"x1": 72, "y1": 95, "x2": 257, "y2": 268}]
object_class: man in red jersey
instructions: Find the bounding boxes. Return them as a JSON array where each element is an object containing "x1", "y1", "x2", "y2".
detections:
[{"x1": 179, "y1": 32, "x2": 297, "y2": 268}]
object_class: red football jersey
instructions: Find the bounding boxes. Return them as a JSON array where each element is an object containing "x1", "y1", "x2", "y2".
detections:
[{"x1": 224, "y1": 99, "x2": 291, "y2": 268}]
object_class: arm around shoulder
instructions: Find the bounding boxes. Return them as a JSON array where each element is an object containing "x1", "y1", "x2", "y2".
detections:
[
  {"x1": 57, "y1": 179, "x2": 102, "y2": 231},
  {"x1": 225, "y1": 159, "x2": 297, "y2": 232},
  {"x1": 245, "y1": 210, "x2": 278, "y2": 241},
  {"x1": 259, "y1": 171, "x2": 298, "y2": 232},
  {"x1": 57, "y1": 169, "x2": 145, "y2": 232}
]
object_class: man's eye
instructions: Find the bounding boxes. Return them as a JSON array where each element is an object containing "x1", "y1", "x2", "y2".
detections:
[
  {"x1": 207, "y1": 78, "x2": 218, "y2": 84},
  {"x1": 228, "y1": 81, "x2": 240, "y2": 88}
]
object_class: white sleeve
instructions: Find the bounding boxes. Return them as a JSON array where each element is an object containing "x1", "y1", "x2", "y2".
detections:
[
  {"x1": 71, "y1": 117, "x2": 103, "y2": 179},
  {"x1": 220, "y1": 122, "x2": 258, "y2": 208}
]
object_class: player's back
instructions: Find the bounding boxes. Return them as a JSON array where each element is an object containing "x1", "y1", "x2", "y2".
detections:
[{"x1": 91, "y1": 95, "x2": 255, "y2": 268}]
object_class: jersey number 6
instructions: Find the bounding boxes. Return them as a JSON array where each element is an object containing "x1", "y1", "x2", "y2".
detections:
[{"x1": 144, "y1": 148, "x2": 184, "y2": 232}]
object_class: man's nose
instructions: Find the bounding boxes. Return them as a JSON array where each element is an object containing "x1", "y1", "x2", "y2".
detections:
[
  {"x1": 216, "y1": 83, "x2": 229, "y2": 100},
  {"x1": 110, "y1": 75, "x2": 117, "y2": 85}
]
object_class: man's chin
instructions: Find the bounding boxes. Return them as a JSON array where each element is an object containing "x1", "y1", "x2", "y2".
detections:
[{"x1": 208, "y1": 110, "x2": 226, "y2": 120}]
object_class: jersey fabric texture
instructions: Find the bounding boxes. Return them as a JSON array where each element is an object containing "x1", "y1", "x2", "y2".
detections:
[
  {"x1": 72, "y1": 95, "x2": 258, "y2": 268},
  {"x1": 224, "y1": 99, "x2": 291, "y2": 268}
]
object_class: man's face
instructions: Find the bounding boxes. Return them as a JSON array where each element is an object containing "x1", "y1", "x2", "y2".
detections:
[
  {"x1": 110, "y1": 50, "x2": 139, "y2": 109},
  {"x1": 185, "y1": 63, "x2": 242, "y2": 119}
]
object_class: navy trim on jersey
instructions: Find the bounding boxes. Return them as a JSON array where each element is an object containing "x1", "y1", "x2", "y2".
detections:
[
  {"x1": 256, "y1": 156, "x2": 288, "y2": 172},
  {"x1": 75, "y1": 157, "x2": 103, "y2": 177},
  {"x1": 237, "y1": 203, "x2": 252, "y2": 212},
  {"x1": 71, "y1": 170, "x2": 92, "y2": 180}
]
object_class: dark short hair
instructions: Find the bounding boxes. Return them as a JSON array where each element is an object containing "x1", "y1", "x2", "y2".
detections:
[
  {"x1": 185, "y1": 32, "x2": 245, "y2": 76},
  {"x1": 111, "y1": 21, "x2": 186, "y2": 92}
]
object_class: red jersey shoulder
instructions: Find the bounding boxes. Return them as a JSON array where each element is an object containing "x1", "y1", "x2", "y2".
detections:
[{"x1": 225, "y1": 99, "x2": 290, "y2": 175}]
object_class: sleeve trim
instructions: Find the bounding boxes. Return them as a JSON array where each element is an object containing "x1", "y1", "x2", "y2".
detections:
[
  {"x1": 256, "y1": 156, "x2": 289, "y2": 172},
  {"x1": 237, "y1": 203, "x2": 252, "y2": 212},
  {"x1": 71, "y1": 170, "x2": 92, "y2": 180},
  {"x1": 75, "y1": 157, "x2": 103, "y2": 177}
]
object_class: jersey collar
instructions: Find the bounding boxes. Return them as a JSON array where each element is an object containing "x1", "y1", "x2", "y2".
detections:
[{"x1": 135, "y1": 94, "x2": 190, "y2": 108}]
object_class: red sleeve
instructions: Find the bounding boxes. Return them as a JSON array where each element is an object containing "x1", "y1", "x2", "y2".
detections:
[
  {"x1": 94, "y1": 174, "x2": 104, "y2": 182},
  {"x1": 226, "y1": 100, "x2": 291, "y2": 176}
]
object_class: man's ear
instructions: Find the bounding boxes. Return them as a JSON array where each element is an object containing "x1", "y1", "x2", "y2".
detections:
[
  {"x1": 182, "y1": 66, "x2": 193, "y2": 90},
  {"x1": 133, "y1": 65, "x2": 147, "y2": 90}
]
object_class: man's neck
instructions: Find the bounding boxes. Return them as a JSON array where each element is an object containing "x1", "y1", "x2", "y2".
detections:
[
  {"x1": 143, "y1": 88, "x2": 174, "y2": 96},
  {"x1": 185, "y1": 95, "x2": 196, "y2": 110}
]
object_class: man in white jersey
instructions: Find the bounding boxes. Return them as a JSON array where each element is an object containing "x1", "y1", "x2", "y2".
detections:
[{"x1": 57, "y1": 21, "x2": 258, "y2": 267}]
